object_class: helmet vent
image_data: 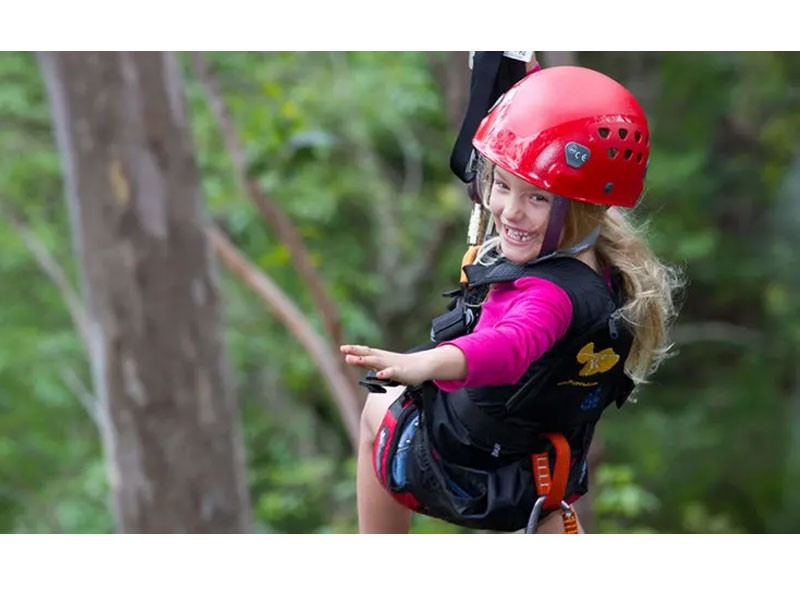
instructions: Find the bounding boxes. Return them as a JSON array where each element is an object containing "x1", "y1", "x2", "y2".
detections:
[
  {"x1": 598, "y1": 127, "x2": 610, "y2": 139},
  {"x1": 634, "y1": 131, "x2": 642, "y2": 142},
  {"x1": 618, "y1": 128, "x2": 628, "y2": 140},
  {"x1": 636, "y1": 152, "x2": 644, "y2": 163},
  {"x1": 608, "y1": 148, "x2": 618, "y2": 159},
  {"x1": 624, "y1": 149, "x2": 633, "y2": 160}
]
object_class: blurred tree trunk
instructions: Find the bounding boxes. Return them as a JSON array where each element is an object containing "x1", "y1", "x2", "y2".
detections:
[
  {"x1": 39, "y1": 51, "x2": 252, "y2": 533},
  {"x1": 428, "y1": 51, "x2": 471, "y2": 133},
  {"x1": 540, "y1": 51, "x2": 578, "y2": 67}
]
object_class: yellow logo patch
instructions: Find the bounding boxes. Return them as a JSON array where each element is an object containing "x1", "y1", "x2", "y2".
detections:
[{"x1": 577, "y1": 342, "x2": 620, "y2": 376}]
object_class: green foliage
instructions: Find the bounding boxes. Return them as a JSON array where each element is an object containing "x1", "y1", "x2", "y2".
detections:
[
  {"x1": 1, "y1": 51, "x2": 799, "y2": 533},
  {"x1": 594, "y1": 464, "x2": 660, "y2": 533}
]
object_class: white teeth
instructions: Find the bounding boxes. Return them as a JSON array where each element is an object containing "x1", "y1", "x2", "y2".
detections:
[{"x1": 505, "y1": 226, "x2": 534, "y2": 242}]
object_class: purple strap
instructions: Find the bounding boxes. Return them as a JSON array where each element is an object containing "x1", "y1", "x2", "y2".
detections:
[{"x1": 539, "y1": 196, "x2": 568, "y2": 257}]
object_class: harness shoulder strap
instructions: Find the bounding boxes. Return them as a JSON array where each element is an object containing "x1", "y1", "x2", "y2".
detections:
[
  {"x1": 431, "y1": 256, "x2": 587, "y2": 344},
  {"x1": 463, "y1": 254, "x2": 589, "y2": 288}
]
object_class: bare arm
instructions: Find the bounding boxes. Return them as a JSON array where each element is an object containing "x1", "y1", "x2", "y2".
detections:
[{"x1": 340, "y1": 344, "x2": 467, "y2": 387}]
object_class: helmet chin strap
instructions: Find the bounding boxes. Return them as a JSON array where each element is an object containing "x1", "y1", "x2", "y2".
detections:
[
  {"x1": 533, "y1": 196, "x2": 600, "y2": 262},
  {"x1": 538, "y1": 195, "x2": 569, "y2": 257}
]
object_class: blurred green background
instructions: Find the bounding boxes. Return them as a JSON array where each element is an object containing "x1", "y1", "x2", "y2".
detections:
[{"x1": 1, "y1": 51, "x2": 798, "y2": 533}]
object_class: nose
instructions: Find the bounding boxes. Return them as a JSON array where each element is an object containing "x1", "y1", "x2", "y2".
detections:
[{"x1": 502, "y1": 193, "x2": 526, "y2": 221}]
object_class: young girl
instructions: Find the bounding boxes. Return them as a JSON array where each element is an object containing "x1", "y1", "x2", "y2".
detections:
[{"x1": 341, "y1": 65, "x2": 683, "y2": 534}]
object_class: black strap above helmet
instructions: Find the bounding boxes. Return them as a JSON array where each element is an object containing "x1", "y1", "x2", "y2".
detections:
[{"x1": 449, "y1": 52, "x2": 528, "y2": 184}]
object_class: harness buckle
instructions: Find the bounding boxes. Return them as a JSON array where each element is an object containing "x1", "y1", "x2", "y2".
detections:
[{"x1": 359, "y1": 374, "x2": 403, "y2": 394}]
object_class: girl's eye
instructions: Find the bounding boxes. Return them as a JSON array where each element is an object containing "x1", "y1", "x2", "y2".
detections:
[
  {"x1": 494, "y1": 180, "x2": 509, "y2": 190},
  {"x1": 530, "y1": 194, "x2": 550, "y2": 203}
]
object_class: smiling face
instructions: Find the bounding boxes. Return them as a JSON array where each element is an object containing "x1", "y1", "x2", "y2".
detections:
[{"x1": 488, "y1": 166, "x2": 555, "y2": 263}]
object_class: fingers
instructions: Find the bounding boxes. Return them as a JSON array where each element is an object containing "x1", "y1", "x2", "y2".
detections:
[
  {"x1": 340, "y1": 345, "x2": 372, "y2": 365},
  {"x1": 340, "y1": 344, "x2": 384, "y2": 370},
  {"x1": 340, "y1": 345, "x2": 404, "y2": 382},
  {"x1": 340, "y1": 344, "x2": 371, "y2": 356},
  {"x1": 341, "y1": 344, "x2": 416, "y2": 385},
  {"x1": 344, "y1": 354, "x2": 378, "y2": 368}
]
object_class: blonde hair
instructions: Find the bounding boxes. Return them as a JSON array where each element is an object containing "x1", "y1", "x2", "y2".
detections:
[
  {"x1": 475, "y1": 160, "x2": 683, "y2": 384},
  {"x1": 571, "y1": 202, "x2": 684, "y2": 385}
]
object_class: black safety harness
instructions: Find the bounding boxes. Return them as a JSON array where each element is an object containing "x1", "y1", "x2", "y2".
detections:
[
  {"x1": 425, "y1": 256, "x2": 634, "y2": 531},
  {"x1": 366, "y1": 255, "x2": 635, "y2": 532}
]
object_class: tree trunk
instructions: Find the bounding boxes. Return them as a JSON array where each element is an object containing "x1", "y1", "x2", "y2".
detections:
[{"x1": 39, "y1": 51, "x2": 252, "y2": 533}]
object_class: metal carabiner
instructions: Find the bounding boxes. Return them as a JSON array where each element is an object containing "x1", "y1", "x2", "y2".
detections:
[
  {"x1": 526, "y1": 498, "x2": 574, "y2": 534},
  {"x1": 525, "y1": 496, "x2": 548, "y2": 534}
]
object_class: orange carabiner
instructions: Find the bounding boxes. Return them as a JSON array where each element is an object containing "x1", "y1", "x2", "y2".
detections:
[{"x1": 561, "y1": 501, "x2": 579, "y2": 534}]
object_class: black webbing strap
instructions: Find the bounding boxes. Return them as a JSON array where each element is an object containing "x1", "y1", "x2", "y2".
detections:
[
  {"x1": 449, "y1": 52, "x2": 528, "y2": 183},
  {"x1": 461, "y1": 255, "x2": 571, "y2": 289}
]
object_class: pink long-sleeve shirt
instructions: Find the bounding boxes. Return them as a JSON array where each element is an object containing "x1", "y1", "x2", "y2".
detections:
[{"x1": 433, "y1": 277, "x2": 573, "y2": 392}]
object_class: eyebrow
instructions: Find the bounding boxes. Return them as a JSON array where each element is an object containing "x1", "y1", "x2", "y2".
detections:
[{"x1": 495, "y1": 172, "x2": 547, "y2": 195}]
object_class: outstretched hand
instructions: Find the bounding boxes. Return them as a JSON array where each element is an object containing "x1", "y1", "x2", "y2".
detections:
[
  {"x1": 340, "y1": 345, "x2": 433, "y2": 386},
  {"x1": 340, "y1": 344, "x2": 468, "y2": 387}
]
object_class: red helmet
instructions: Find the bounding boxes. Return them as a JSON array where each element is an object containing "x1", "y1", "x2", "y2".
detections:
[{"x1": 472, "y1": 66, "x2": 650, "y2": 208}]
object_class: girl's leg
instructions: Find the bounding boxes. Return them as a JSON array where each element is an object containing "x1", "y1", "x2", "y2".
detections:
[{"x1": 357, "y1": 386, "x2": 412, "y2": 533}]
